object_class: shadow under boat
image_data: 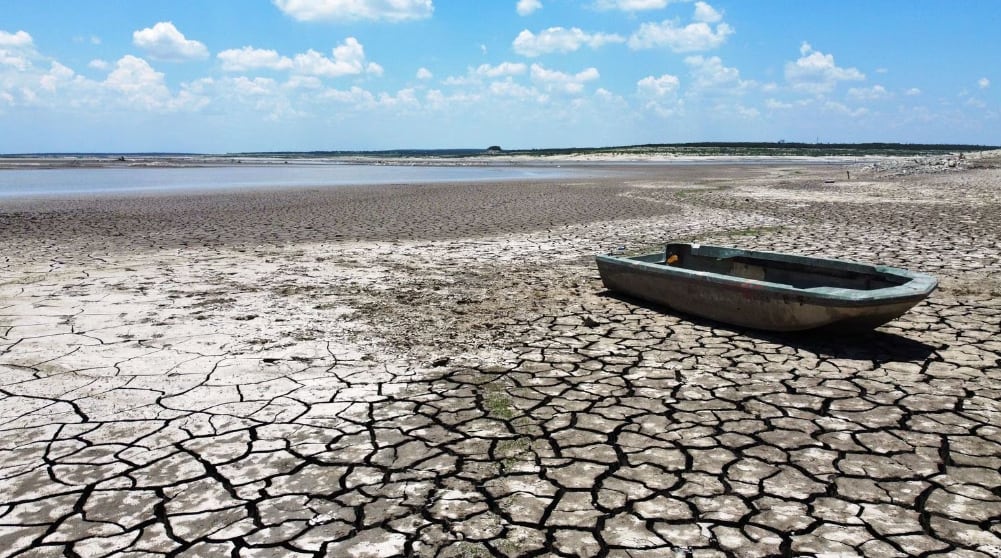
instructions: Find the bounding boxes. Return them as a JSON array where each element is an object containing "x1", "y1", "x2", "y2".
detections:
[{"x1": 598, "y1": 290, "x2": 939, "y2": 362}]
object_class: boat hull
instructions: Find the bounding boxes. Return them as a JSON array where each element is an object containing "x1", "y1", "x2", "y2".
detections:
[{"x1": 596, "y1": 244, "x2": 937, "y2": 332}]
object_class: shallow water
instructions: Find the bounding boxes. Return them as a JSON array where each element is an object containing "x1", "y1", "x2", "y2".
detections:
[{"x1": 0, "y1": 164, "x2": 588, "y2": 198}]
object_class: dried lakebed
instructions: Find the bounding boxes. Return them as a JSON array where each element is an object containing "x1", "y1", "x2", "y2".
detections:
[{"x1": 1, "y1": 161, "x2": 999, "y2": 557}]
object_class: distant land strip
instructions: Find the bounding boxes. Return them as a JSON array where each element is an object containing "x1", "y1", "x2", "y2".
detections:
[{"x1": 3, "y1": 142, "x2": 999, "y2": 159}]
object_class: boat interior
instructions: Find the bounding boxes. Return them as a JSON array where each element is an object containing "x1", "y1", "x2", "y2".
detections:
[{"x1": 655, "y1": 243, "x2": 909, "y2": 291}]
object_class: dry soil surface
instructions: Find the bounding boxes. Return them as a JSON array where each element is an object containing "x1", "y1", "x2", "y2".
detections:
[{"x1": 1, "y1": 160, "x2": 999, "y2": 557}]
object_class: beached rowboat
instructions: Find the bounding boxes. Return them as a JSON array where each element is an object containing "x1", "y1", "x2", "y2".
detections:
[{"x1": 595, "y1": 243, "x2": 937, "y2": 332}]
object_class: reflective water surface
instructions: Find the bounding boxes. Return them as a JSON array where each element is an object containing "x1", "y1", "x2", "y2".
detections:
[{"x1": 0, "y1": 164, "x2": 587, "y2": 198}]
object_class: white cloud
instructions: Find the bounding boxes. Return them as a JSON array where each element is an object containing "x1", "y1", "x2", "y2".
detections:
[
  {"x1": 88, "y1": 59, "x2": 110, "y2": 71},
  {"x1": 285, "y1": 75, "x2": 323, "y2": 89},
  {"x1": 513, "y1": 27, "x2": 625, "y2": 57},
  {"x1": 978, "y1": 77, "x2": 990, "y2": 89},
  {"x1": 629, "y1": 20, "x2": 732, "y2": 51},
  {"x1": 39, "y1": 62, "x2": 76, "y2": 92},
  {"x1": 637, "y1": 74, "x2": 682, "y2": 117},
  {"x1": 442, "y1": 62, "x2": 526, "y2": 86},
  {"x1": 785, "y1": 42, "x2": 864, "y2": 93},
  {"x1": 1, "y1": 29, "x2": 35, "y2": 70},
  {"x1": 320, "y1": 85, "x2": 376, "y2": 104},
  {"x1": 692, "y1": 1, "x2": 722, "y2": 23},
  {"x1": 216, "y1": 39, "x2": 380, "y2": 78},
  {"x1": 416, "y1": 67, "x2": 433, "y2": 80},
  {"x1": 273, "y1": 0, "x2": 433, "y2": 22},
  {"x1": 824, "y1": 100, "x2": 868, "y2": 118},
  {"x1": 637, "y1": 73, "x2": 680, "y2": 98},
  {"x1": 1, "y1": 51, "x2": 30, "y2": 70},
  {"x1": 132, "y1": 22, "x2": 209, "y2": 62},
  {"x1": 218, "y1": 47, "x2": 294, "y2": 72},
  {"x1": 516, "y1": 0, "x2": 542, "y2": 16},
  {"x1": 765, "y1": 98, "x2": 793, "y2": 110},
  {"x1": 684, "y1": 55, "x2": 751, "y2": 91},
  {"x1": 231, "y1": 76, "x2": 278, "y2": 96},
  {"x1": 490, "y1": 80, "x2": 534, "y2": 98},
  {"x1": 0, "y1": 30, "x2": 33, "y2": 47},
  {"x1": 530, "y1": 64, "x2": 599, "y2": 94},
  {"x1": 905, "y1": 87, "x2": 921, "y2": 96},
  {"x1": 293, "y1": 38, "x2": 381, "y2": 78},
  {"x1": 476, "y1": 62, "x2": 527, "y2": 77},
  {"x1": 104, "y1": 55, "x2": 171, "y2": 108},
  {"x1": 847, "y1": 84, "x2": 890, "y2": 101},
  {"x1": 628, "y1": 4, "x2": 732, "y2": 52},
  {"x1": 594, "y1": 0, "x2": 671, "y2": 11}
]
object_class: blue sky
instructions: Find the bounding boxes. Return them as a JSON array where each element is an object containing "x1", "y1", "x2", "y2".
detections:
[{"x1": 1, "y1": 0, "x2": 998, "y2": 152}]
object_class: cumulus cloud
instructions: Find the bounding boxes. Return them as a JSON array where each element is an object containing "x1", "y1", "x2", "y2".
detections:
[
  {"x1": 637, "y1": 73, "x2": 680, "y2": 97},
  {"x1": 0, "y1": 29, "x2": 33, "y2": 48},
  {"x1": 273, "y1": 0, "x2": 433, "y2": 22},
  {"x1": 39, "y1": 62, "x2": 76, "y2": 92},
  {"x1": 442, "y1": 62, "x2": 526, "y2": 86},
  {"x1": 132, "y1": 22, "x2": 209, "y2": 62},
  {"x1": 905, "y1": 87, "x2": 921, "y2": 96},
  {"x1": 1, "y1": 29, "x2": 36, "y2": 70},
  {"x1": 230, "y1": 76, "x2": 278, "y2": 96},
  {"x1": 530, "y1": 64, "x2": 599, "y2": 94},
  {"x1": 490, "y1": 80, "x2": 534, "y2": 98},
  {"x1": 637, "y1": 73, "x2": 681, "y2": 117},
  {"x1": 692, "y1": 1, "x2": 722, "y2": 23},
  {"x1": 978, "y1": 77, "x2": 990, "y2": 89},
  {"x1": 476, "y1": 62, "x2": 527, "y2": 77},
  {"x1": 684, "y1": 55, "x2": 751, "y2": 91},
  {"x1": 847, "y1": 84, "x2": 890, "y2": 101},
  {"x1": 218, "y1": 38, "x2": 381, "y2": 78},
  {"x1": 516, "y1": 0, "x2": 542, "y2": 16},
  {"x1": 218, "y1": 47, "x2": 294, "y2": 72},
  {"x1": 594, "y1": 0, "x2": 671, "y2": 11},
  {"x1": 785, "y1": 42, "x2": 864, "y2": 93},
  {"x1": 628, "y1": 3, "x2": 732, "y2": 51},
  {"x1": 416, "y1": 67, "x2": 433, "y2": 80},
  {"x1": 513, "y1": 27, "x2": 625, "y2": 57},
  {"x1": 295, "y1": 47, "x2": 373, "y2": 77},
  {"x1": 629, "y1": 20, "x2": 732, "y2": 51},
  {"x1": 0, "y1": 38, "x2": 203, "y2": 113},
  {"x1": 105, "y1": 56, "x2": 170, "y2": 104},
  {"x1": 765, "y1": 98, "x2": 793, "y2": 110},
  {"x1": 824, "y1": 100, "x2": 868, "y2": 118}
]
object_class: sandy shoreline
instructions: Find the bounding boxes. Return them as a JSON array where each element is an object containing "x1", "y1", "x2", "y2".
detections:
[
  {"x1": 1, "y1": 159, "x2": 1000, "y2": 556},
  {"x1": 0, "y1": 152, "x2": 892, "y2": 171}
]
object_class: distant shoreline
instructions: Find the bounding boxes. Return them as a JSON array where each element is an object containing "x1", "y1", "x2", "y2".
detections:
[
  {"x1": 2, "y1": 141, "x2": 997, "y2": 164},
  {"x1": 0, "y1": 154, "x2": 862, "y2": 171}
]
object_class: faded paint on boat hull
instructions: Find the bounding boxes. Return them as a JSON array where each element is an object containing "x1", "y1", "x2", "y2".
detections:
[{"x1": 596, "y1": 244, "x2": 937, "y2": 332}]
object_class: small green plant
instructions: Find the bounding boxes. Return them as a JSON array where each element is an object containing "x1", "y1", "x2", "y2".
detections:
[
  {"x1": 496, "y1": 437, "x2": 532, "y2": 472},
  {"x1": 483, "y1": 383, "x2": 515, "y2": 419}
]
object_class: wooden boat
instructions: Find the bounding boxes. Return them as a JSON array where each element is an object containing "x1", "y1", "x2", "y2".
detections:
[{"x1": 595, "y1": 243, "x2": 937, "y2": 332}]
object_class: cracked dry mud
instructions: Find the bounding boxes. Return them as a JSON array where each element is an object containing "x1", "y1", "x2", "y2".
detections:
[{"x1": 1, "y1": 161, "x2": 1000, "y2": 557}]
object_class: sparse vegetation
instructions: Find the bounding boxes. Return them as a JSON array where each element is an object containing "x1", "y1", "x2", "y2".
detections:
[{"x1": 483, "y1": 383, "x2": 516, "y2": 419}]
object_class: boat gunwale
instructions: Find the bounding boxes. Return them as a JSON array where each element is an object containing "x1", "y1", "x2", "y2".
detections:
[{"x1": 595, "y1": 245, "x2": 938, "y2": 308}]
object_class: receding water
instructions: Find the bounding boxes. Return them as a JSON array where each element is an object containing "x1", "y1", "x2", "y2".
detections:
[{"x1": 0, "y1": 164, "x2": 590, "y2": 198}]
